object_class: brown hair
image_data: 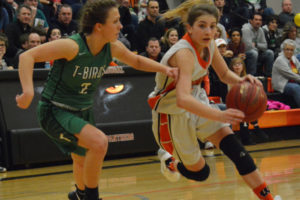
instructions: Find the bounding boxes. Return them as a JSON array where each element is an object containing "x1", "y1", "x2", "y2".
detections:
[
  {"x1": 162, "y1": 0, "x2": 218, "y2": 26},
  {"x1": 161, "y1": 28, "x2": 178, "y2": 47},
  {"x1": 229, "y1": 57, "x2": 247, "y2": 77},
  {"x1": 79, "y1": 0, "x2": 117, "y2": 34}
]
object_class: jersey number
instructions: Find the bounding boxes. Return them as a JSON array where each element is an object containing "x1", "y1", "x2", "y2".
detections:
[{"x1": 80, "y1": 83, "x2": 92, "y2": 94}]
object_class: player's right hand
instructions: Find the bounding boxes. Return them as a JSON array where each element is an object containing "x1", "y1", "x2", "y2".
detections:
[
  {"x1": 221, "y1": 108, "x2": 245, "y2": 125},
  {"x1": 16, "y1": 92, "x2": 34, "y2": 109}
]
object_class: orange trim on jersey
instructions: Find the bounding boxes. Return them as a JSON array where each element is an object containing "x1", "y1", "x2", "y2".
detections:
[
  {"x1": 159, "y1": 113, "x2": 174, "y2": 154},
  {"x1": 148, "y1": 77, "x2": 204, "y2": 110},
  {"x1": 182, "y1": 33, "x2": 210, "y2": 69}
]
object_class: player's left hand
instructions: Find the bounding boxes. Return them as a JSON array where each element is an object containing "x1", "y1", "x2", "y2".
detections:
[
  {"x1": 241, "y1": 74, "x2": 262, "y2": 86},
  {"x1": 165, "y1": 67, "x2": 179, "y2": 83}
]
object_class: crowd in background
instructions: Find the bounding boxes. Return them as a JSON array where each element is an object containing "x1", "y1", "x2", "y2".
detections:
[{"x1": 0, "y1": 0, "x2": 300, "y2": 169}]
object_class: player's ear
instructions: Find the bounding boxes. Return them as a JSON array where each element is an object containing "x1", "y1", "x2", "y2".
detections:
[
  {"x1": 95, "y1": 23, "x2": 102, "y2": 32},
  {"x1": 186, "y1": 24, "x2": 192, "y2": 34}
]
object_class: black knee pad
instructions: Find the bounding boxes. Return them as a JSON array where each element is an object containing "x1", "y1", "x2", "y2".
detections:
[
  {"x1": 220, "y1": 134, "x2": 257, "y2": 175},
  {"x1": 177, "y1": 162, "x2": 210, "y2": 181}
]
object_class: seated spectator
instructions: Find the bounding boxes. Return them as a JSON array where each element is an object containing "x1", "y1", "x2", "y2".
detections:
[
  {"x1": 272, "y1": 39, "x2": 300, "y2": 108},
  {"x1": 13, "y1": 32, "x2": 45, "y2": 68},
  {"x1": 262, "y1": 15, "x2": 281, "y2": 59},
  {"x1": 31, "y1": 26, "x2": 47, "y2": 43},
  {"x1": 61, "y1": 0, "x2": 84, "y2": 20},
  {"x1": 214, "y1": 25, "x2": 222, "y2": 39},
  {"x1": 224, "y1": 0, "x2": 253, "y2": 29},
  {"x1": 3, "y1": 0, "x2": 18, "y2": 22},
  {"x1": 5, "y1": 4, "x2": 32, "y2": 60},
  {"x1": 228, "y1": 57, "x2": 269, "y2": 145},
  {"x1": 246, "y1": 0, "x2": 274, "y2": 24},
  {"x1": 227, "y1": 27, "x2": 246, "y2": 60},
  {"x1": 47, "y1": 27, "x2": 61, "y2": 41},
  {"x1": 160, "y1": 28, "x2": 178, "y2": 53},
  {"x1": 0, "y1": 33, "x2": 13, "y2": 69},
  {"x1": 281, "y1": 22, "x2": 300, "y2": 61},
  {"x1": 242, "y1": 12, "x2": 274, "y2": 77},
  {"x1": 119, "y1": 0, "x2": 137, "y2": 50},
  {"x1": 23, "y1": 0, "x2": 49, "y2": 31},
  {"x1": 136, "y1": 0, "x2": 165, "y2": 53},
  {"x1": 278, "y1": 0, "x2": 294, "y2": 29},
  {"x1": 0, "y1": 0, "x2": 9, "y2": 32},
  {"x1": 140, "y1": 37, "x2": 164, "y2": 62},
  {"x1": 137, "y1": 0, "x2": 148, "y2": 22},
  {"x1": 50, "y1": 4, "x2": 78, "y2": 37},
  {"x1": 208, "y1": 38, "x2": 231, "y2": 102},
  {"x1": 214, "y1": 0, "x2": 231, "y2": 31},
  {"x1": 215, "y1": 38, "x2": 233, "y2": 65}
]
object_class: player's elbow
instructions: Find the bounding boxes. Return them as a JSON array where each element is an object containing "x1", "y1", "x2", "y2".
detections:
[{"x1": 176, "y1": 94, "x2": 189, "y2": 109}]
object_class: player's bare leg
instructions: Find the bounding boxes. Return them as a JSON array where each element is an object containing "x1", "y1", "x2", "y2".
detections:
[{"x1": 69, "y1": 124, "x2": 108, "y2": 200}]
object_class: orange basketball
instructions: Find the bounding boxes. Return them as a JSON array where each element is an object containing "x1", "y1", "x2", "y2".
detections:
[{"x1": 226, "y1": 81, "x2": 267, "y2": 122}]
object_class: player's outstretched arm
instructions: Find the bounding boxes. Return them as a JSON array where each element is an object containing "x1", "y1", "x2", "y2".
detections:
[
  {"x1": 111, "y1": 40, "x2": 178, "y2": 81},
  {"x1": 16, "y1": 39, "x2": 78, "y2": 109}
]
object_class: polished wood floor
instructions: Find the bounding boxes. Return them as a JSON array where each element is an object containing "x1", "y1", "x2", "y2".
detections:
[{"x1": 1, "y1": 140, "x2": 300, "y2": 200}]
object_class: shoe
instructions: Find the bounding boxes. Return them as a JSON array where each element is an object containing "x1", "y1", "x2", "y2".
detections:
[
  {"x1": 241, "y1": 136, "x2": 256, "y2": 146},
  {"x1": 157, "y1": 150, "x2": 180, "y2": 182},
  {"x1": 253, "y1": 128, "x2": 269, "y2": 143},
  {"x1": 274, "y1": 195, "x2": 282, "y2": 200},
  {"x1": 204, "y1": 141, "x2": 214, "y2": 150},
  {"x1": 68, "y1": 190, "x2": 84, "y2": 200},
  {"x1": 0, "y1": 166, "x2": 7, "y2": 173},
  {"x1": 68, "y1": 185, "x2": 85, "y2": 200}
]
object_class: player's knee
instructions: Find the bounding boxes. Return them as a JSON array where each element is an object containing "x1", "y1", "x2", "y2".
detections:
[
  {"x1": 90, "y1": 133, "x2": 108, "y2": 154},
  {"x1": 177, "y1": 162, "x2": 210, "y2": 181},
  {"x1": 220, "y1": 134, "x2": 256, "y2": 175}
]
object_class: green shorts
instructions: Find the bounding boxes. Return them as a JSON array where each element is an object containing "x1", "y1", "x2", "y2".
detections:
[{"x1": 37, "y1": 100, "x2": 95, "y2": 156}]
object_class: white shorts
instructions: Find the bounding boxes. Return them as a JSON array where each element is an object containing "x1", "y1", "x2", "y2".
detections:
[{"x1": 152, "y1": 104, "x2": 229, "y2": 166}]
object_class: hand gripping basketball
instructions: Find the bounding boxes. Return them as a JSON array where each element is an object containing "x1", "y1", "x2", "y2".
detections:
[{"x1": 226, "y1": 81, "x2": 267, "y2": 122}]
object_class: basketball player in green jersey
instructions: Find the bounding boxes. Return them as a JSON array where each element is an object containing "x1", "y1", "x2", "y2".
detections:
[{"x1": 15, "y1": 1, "x2": 177, "y2": 200}]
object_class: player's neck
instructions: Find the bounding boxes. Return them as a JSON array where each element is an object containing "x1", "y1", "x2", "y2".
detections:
[{"x1": 86, "y1": 34, "x2": 107, "y2": 56}]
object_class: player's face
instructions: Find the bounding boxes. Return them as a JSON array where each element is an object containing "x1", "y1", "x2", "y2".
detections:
[
  {"x1": 187, "y1": 14, "x2": 217, "y2": 48},
  {"x1": 101, "y1": 7, "x2": 123, "y2": 42}
]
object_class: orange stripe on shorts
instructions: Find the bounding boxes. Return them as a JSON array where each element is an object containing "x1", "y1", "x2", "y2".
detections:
[{"x1": 159, "y1": 113, "x2": 174, "y2": 154}]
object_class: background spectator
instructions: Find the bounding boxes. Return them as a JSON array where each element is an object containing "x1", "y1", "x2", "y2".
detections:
[
  {"x1": 13, "y1": 31, "x2": 45, "y2": 68},
  {"x1": 0, "y1": 33, "x2": 13, "y2": 69},
  {"x1": 23, "y1": 0, "x2": 49, "y2": 31},
  {"x1": 262, "y1": 15, "x2": 281, "y2": 59},
  {"x1": 278, "y1": 0, "x2": 294, "y2": 29},
  {"x1": 227, "y1": 27, "x2": 246, "y2": 60},
  {"x1": 246, "y1": 0, "x2": 274, "y2": 24},
  {"x1": 0, "y1": 0, "x2": 10, "y2": 32},
  {"x1": 47, "y1": 27, "x2": 61, "y2": 41},
  {"x1": 136, "y1": 0, "x2": 165, "y2": 53},
  {"x1": 49, "y1": 4, "x2": 78, "y2": 37},
  {"x1": 209, "y1": 38, "x2": 231, "y2": 102},
  {"x1": 214, "y1": 0, "x2": 231, "y2": 31},
  {"x1": 160, "y1": 28, "x2": 178, "y2": 53},
  {"x1": 281, "y1": 22, "x2": 300, "y2": 61},
  {"x1": 228, "y1": 56, "x2": 269, "y2": 145},
  {"x1": 140, "y1": 37, "x2": 164, "y2": 62},
  {"x1": 5, "y1": 4, "x2": 32, "y2": 60},
  {"x1": 242, "y1": 12, "x2": 274, "y2": 77},
  {"x1": 272, "y1": 39, "x2": 300, "y2": 108}
]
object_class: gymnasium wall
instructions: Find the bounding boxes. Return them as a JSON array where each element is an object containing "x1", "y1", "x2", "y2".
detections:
[{"x1": 0, "y1": 68, "x2": 159, "y2": 168}]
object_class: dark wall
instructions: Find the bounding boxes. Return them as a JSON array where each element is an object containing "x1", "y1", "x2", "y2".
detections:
[{"x1": 0, "y1": 67, "x2": 158, "y2": 168}]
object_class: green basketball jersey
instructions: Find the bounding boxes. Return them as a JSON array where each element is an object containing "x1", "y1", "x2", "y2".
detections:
[{"x1": 42, "y1": 33, "x2": 112, "y2": 109}]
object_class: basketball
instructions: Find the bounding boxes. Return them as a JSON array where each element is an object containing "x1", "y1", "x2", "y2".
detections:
[
  {"x1": 295, "y1": 13, "x2": 300, "y2": 27},
  {"x1": 226, "y1": 81, "x2": 267, "y2": 122}
]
